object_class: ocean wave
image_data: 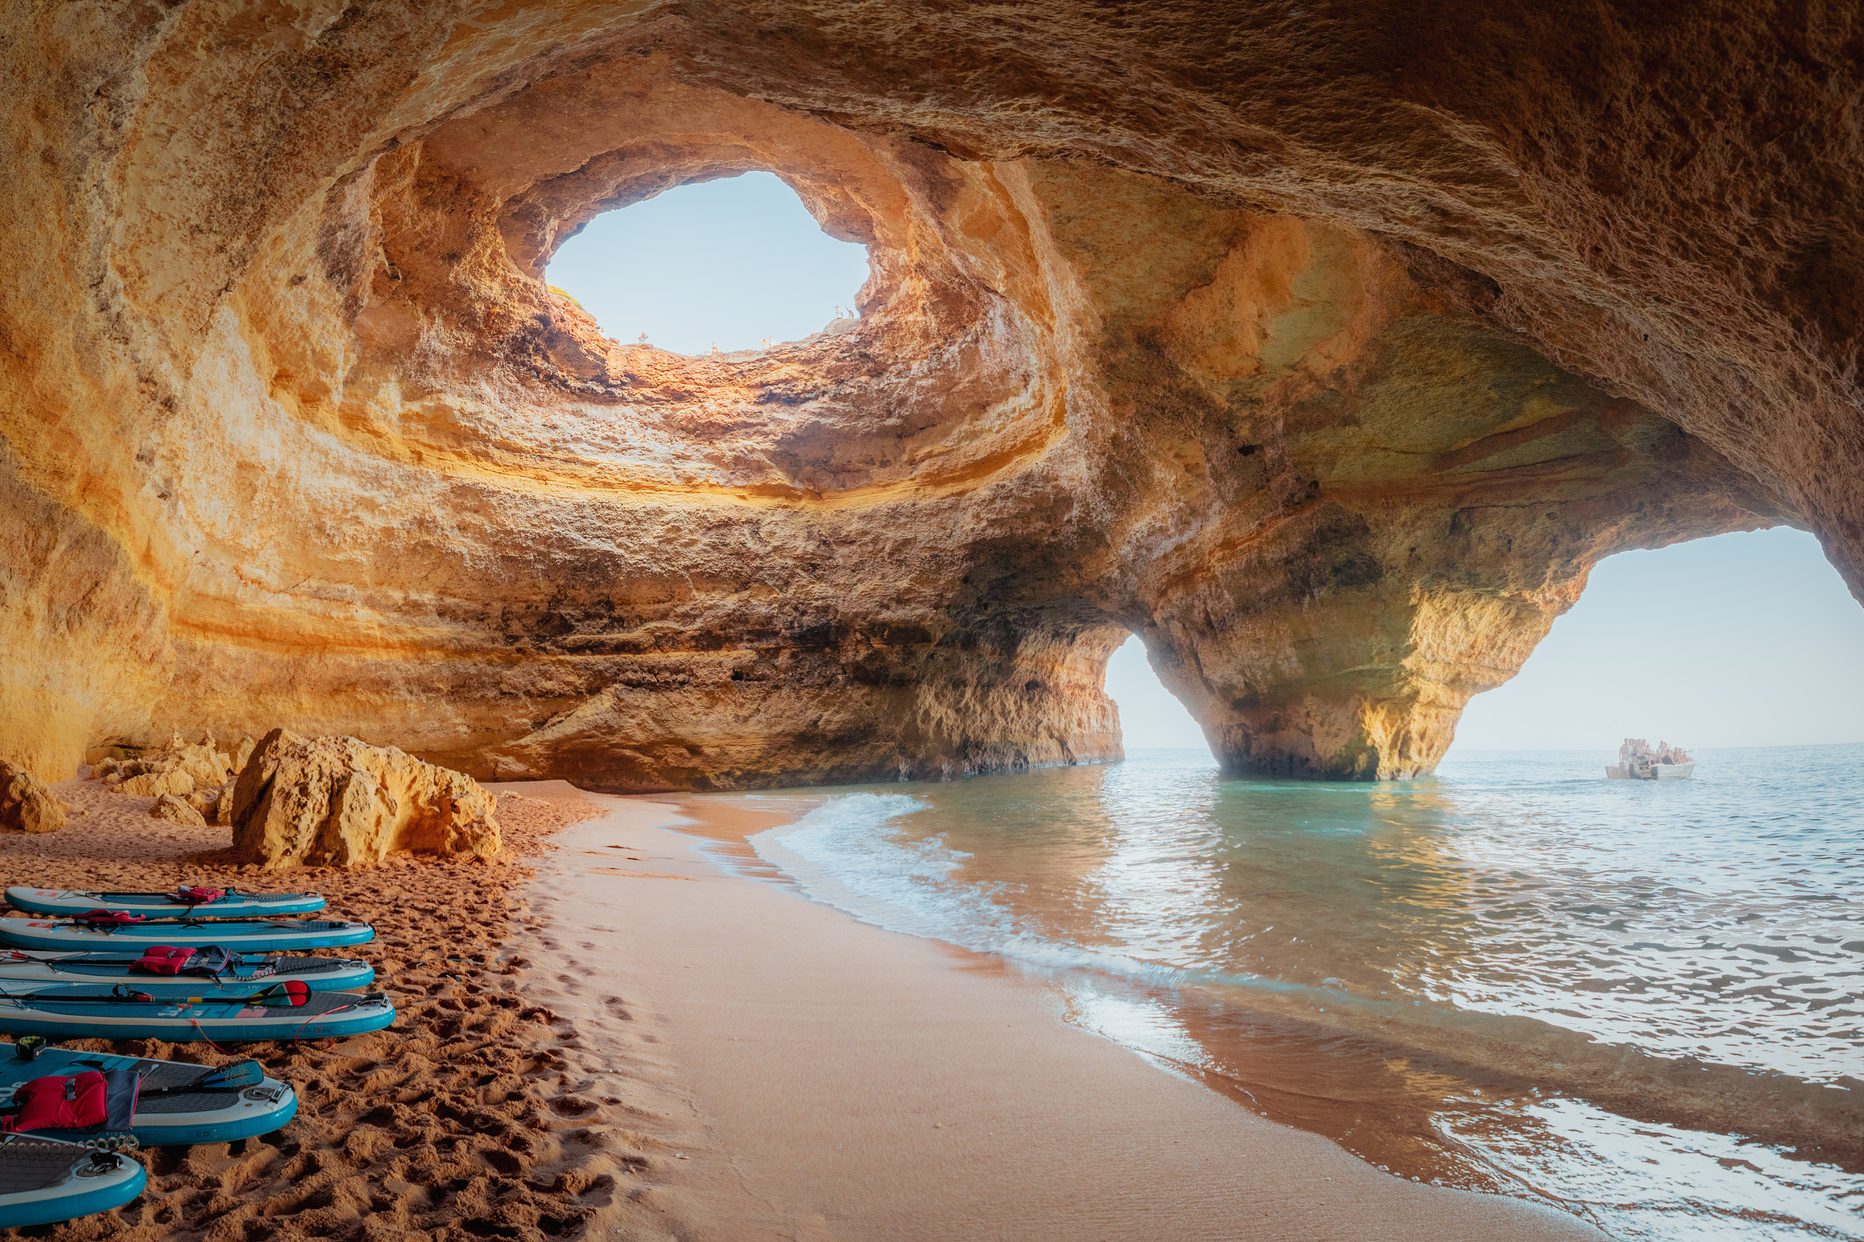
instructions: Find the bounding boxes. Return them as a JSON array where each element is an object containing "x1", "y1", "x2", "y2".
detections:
[{"x1": 752, "y1": 792, "x2": 1863, "y2": 1172}]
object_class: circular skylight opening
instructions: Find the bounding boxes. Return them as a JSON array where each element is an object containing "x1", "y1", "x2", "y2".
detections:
[{"x1": 546, "y1": 171, "x2": 870, "y2": 356}]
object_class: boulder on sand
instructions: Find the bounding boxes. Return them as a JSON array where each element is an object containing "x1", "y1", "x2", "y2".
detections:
[
  {"x1": 0, "y1": 759, "x2": 66, "y2": 833},
  {"x1": 117, "y1": 767, "x2": 195, "y2": 798},
  {"x1": 150, "y1": 792, "x2": 208, "y2": 828},
  {"x1": 229, "y1": 729, "x2": 501, "y2": 869},
  {"x1": 187, "y1": 785, "x2": 223, "y2": 819}
]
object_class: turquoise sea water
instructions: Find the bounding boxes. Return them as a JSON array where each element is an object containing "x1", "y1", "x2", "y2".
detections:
[{"x1": 704, "y1": 745, "x2": 1863, "y2": 1241}]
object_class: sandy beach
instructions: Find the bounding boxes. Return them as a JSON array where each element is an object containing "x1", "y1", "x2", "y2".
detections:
[
  {"x1": 529, "y1": 793, "x2": 1603, "y2": 1241},
  {"x1": 3, "y1": 777, "x2": 1607, "y2": 1239},
  {"x1": 2, "y1": 777, "x2": 686, "y2": 1241}
]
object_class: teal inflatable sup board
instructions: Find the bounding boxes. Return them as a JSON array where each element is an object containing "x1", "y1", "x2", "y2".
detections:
[
  {"x1": 0, "y1": 1042, "x2": 296, "y2": 1145},
  {"x1": 0, "y1": 948, "x2": 373, "y2": 997},
  {"x1": 0, "y1": 987, "x2": 394, "y2": 1042},
  {"x1": 0, "y1": 1135, "x2": 144, "y2": 1229},
  {"x1": 0, "y1": 917, "x2": 373, "y2": 952},
  {"x1": 6, "y1": 886, "x2": 325, "y2": 919}
]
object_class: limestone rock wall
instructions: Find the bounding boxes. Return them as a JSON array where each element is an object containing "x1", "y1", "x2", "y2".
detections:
[{"x1": 0, "y1": 2, "x2": 1851, "y2": 785}]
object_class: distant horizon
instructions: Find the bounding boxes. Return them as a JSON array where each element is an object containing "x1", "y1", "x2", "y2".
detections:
[{"x1": 1112, "y1": 739, "x2": 1864, "y2": 756}]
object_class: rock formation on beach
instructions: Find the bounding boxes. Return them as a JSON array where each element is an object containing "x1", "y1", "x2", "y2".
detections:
[
  {"x1": 0, "y1": 3, "x2": 1857, "y2": 784},
  {"x1": 230, "y1": 729, "x2": 502, "y2": 868},
  {"x1": 150, "y1": 792, "x2": 208, "y2": 828},
  {"x1": 95, "y1": 734, "x2": 255, "y2": 822},
  {"x1": 0, "y1": 759, "x2": 67, "y2": 834}
]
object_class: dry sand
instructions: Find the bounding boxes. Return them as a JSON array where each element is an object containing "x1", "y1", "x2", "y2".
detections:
[
  {"x1": 528, "y1": 794, "x2": 1604, "y2": 1242},
  {"x1": 1, "y1": 777, "x2": 691, "y2": 1241}
]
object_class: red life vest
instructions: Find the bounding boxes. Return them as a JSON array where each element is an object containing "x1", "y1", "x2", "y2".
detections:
[
  {"x1": 2, "y1": 1072, "x2": 107, "y2": 1132},
  {"x1": 133, "y1": 945, "x2": 194, "y2": 975},
  {"x1": 74, "y1": 910, "x2": 146, "y2": 927}
]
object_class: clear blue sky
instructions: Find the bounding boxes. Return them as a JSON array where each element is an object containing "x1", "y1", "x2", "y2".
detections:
[
  {"x1": 547, "y1": 179, "x2": 1864, "y2": 756},
  {"x1": 546, "y1": 172, "x2": 868, "y2": 355},
  {"x1": 1450, "y1": 528, "x2": 1864, "y2": 750},
  {"x1": 1107, "y1": 528, "x2": 1864, "y2": 754}
]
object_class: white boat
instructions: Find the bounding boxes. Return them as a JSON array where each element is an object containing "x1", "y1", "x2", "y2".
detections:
[{"x1": 1605, "y1": 760, "x2": 1694, "y2": 780}]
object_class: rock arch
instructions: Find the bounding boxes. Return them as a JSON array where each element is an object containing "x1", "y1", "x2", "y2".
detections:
[{"x1": 1, "y1": 3, "x2": 1848, "y2": 786}]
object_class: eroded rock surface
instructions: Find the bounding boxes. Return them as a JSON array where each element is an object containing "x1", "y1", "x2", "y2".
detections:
[
  {"x1": 150, "y1": 792, "x2": 208, "y2": 828},
  {"x1": 97, "y1": 734, "x2": 252, "y2": 820},
  {"x1": 0, "y1": 4, "x2": 1855, "y2": 783},
  {"x1": 230, "y1": 729, "x2": 502, "y2": 868},
  {"x1": 0, "y1": 760, "x2": 67, "y2": 834}
]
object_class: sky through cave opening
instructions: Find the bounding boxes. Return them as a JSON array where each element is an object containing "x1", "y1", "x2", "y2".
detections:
[
  {"x1": 1451, "y1": 527, "x2": 1864, "y2": 753},
  {"x1": 545, "y1": 171, "x2": 870, "y2": 356},
  {"x1": 1106, "y1": 529, "x2": 1864, "y2": 766},
  {"x1": 1104, "y1": 634, "x2": 1212, "y2": 757}
]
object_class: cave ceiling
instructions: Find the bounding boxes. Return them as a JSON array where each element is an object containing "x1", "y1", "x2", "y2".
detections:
[{"x1": 1, "y1": 2, "x2": 1854, "y2": 786}]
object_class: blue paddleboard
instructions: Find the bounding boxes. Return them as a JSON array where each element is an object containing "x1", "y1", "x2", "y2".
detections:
[
  {"x1": 0, "y1": 1042, "x2": 296, "y2": 1145},
  {"x1": 6, "y1": 886, "x2": 326, "y2": 919},
  {"x1": 0, "y1": 1134, "x2": 144, "y2": 1229},
  {"x1": 0, "y1": 988, "x2": 394, "y2": 1042},
  {"x1": 0, "y1": 949, "x2": 373, "y2": 997},
  {"x1": 0, "y1": 917, "x2": 373, "y2": 952}
]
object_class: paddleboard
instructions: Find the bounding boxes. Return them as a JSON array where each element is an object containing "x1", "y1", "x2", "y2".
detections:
[
  {"x1": 0, "y1": 989, "x2": 394, "y2": 1042},
  {"x1": 0, "y1": 949, "x2": 373, "y2": 997},
  {"x1": 6, "y1": 886, "x2": 325, "y2": 919},
  {"x1": 0, "y1": 917, "x2": 374, "y2": 953},
  {"x1": 0, "y1": 1135, "x2": 144, "y2": 1229},
  {"x1": 0, "y1": 1043, "x2": 296, "y2": 1146}
]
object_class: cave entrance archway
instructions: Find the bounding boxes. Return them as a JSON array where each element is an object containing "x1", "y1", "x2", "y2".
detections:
[
  {"x1": 544, "y1": 171, "x2": 870, "y2": 356},
  {"x1": 1103, "y1": 633, "x2": 1215, "y2": 760},
  {"x1": 1450, "y1": 528, "x2": 1864, "y2": 754}
]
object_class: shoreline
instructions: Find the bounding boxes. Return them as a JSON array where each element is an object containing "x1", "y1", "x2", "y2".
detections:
[{"x1": 529, "y1": 791, "x2": 1601, "y2": 1240}]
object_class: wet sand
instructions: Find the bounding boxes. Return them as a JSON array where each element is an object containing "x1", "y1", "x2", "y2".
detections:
[
  {"x1": 530, "y1": 793, "x2": 1602, "y2": 1241},
  {"x1": 3, "y1": 777, "x2": 692, "y2": 1241}
]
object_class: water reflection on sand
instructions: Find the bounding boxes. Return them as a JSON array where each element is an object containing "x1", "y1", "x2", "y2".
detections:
[{"x1": 687, "y1": 746, "x2": 1864, "y2": 1241}]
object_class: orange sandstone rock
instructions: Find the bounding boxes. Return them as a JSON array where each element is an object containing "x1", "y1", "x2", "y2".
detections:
[
  {"x1": 102, "y1": 735, "x2": 243, "y2": 800},
  {"x1": 229, "y1": 730, "x2": 501, "y2": 869},
  {"x1": 0, "y1": 4, "x2": 1851, "y2": 784},
  {"x1": 150, "y1": 792, "x2": 208, "y2": 828},
  {"x1": 0, "y1": 760, "x2": 67, "y2": 834}
]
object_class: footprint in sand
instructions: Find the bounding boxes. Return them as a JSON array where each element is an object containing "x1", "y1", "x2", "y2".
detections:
[
  {"x1": 482, "y1": 1148, "x2": 525, "y2": 1176},
  {"x1": 590, "y1": 865, "x2": 694, "y2": 880}
]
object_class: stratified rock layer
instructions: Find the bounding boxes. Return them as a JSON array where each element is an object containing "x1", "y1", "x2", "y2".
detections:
[
  {"x1": 230, "y1": 730, "x2": 501, "y2": 869},
  {"x1": 0, "y1": 4, "x2": 1855, "y2": 784}
]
